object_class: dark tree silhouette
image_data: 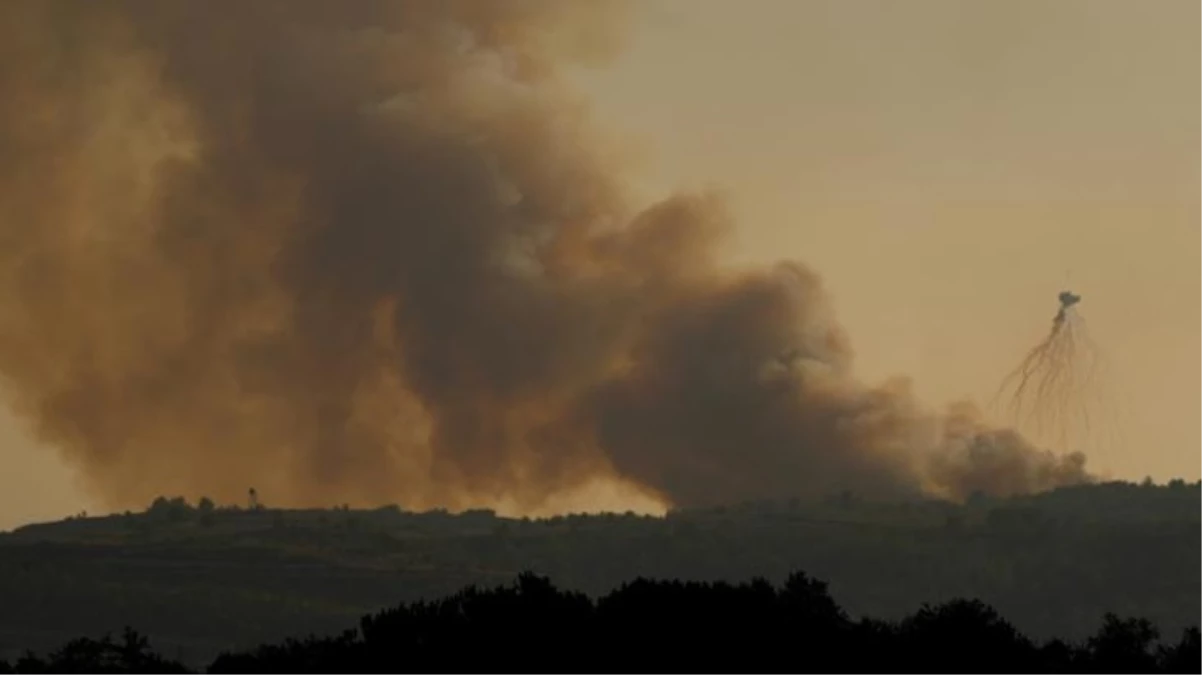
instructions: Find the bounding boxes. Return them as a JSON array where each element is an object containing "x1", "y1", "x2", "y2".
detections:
[
  {"x1": 5, "y1": 571, "x2": 1198, "y2": 673},
  {"x1": 9, "y1": 628, "x2": 186, "y2": 674},
  {"x1": 896, "y1": 599, "x2": 1036, "y2": 673},
  {"x1": 1087, "y1": 613, "x2": 1162, "y2": 673},
  {"x1": 1157, "y1": 626, "x2": 1201, "y2": 674}
]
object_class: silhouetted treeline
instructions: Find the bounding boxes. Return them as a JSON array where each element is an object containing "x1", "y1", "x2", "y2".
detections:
[
  {"x1": 1, "y1": 481, "x2": 1198, "y2": 663},
  {"x1": 2, "y1": 572, "x2": 1197, "y2": 673}
]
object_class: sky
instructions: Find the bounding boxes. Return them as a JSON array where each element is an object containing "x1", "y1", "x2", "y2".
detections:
[{"x1": 0, "y1": 0, "x2": 1197, "y2": 531}]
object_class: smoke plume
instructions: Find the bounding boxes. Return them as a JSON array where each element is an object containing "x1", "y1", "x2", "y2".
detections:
[{"x1": 0, "y1": 0, "x2": 1089, "y2": 514}]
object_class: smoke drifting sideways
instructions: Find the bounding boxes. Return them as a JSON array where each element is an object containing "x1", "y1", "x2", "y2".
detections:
[{"x1": 0, "y1": 1, "x2": 1090, "y2": 516}]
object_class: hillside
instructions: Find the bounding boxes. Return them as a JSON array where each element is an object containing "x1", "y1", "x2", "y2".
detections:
[{"x1": 1, "y1": 481, "x2": 1197, "y2": 666}]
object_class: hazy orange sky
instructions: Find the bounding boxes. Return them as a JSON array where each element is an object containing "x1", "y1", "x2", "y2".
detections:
[{"x1": 1, "y1": 0, "x2": 1197, "y2": 530}]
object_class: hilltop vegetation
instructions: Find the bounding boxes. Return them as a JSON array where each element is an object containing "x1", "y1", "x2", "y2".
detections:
[{"x1": 0, "y1": 480, "x2": 1197, "y2": 666}]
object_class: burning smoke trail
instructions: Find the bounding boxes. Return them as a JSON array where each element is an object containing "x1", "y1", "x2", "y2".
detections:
[
  {"x1": 991, "y1": 292, "x2": 1121, "y2": 462},
  {"x1": 0, "y1": 1, "x2": 1091, "y2": 514}
]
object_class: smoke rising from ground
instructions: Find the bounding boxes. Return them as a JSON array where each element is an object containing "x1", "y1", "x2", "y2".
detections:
[{"x1": 0, "y1": 1, "x2": 1089, "y2": 513}]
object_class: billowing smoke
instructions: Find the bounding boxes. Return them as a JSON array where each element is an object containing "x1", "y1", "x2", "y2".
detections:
[{"x1": 0, "y1": 0, "x2": 1089, "y2": 514}]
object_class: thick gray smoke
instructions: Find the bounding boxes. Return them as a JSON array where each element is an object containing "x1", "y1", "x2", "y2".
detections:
[{"x1": 0, "y1": 0, "x2": 1089, "y2": 513}]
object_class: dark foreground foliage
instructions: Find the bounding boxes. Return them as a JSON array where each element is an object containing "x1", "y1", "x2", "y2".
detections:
[
  {"x1": 1, "y1": 572, "x2": 1196, "y2": 674},
  {"x1": 4, "y1": 481, "x2": 1197, "y2": 661}
]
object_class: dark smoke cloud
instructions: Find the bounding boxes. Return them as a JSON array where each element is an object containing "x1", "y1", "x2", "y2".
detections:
[{"x1": 0, "y1": 0, "x2": 1089, "y2": 513}]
